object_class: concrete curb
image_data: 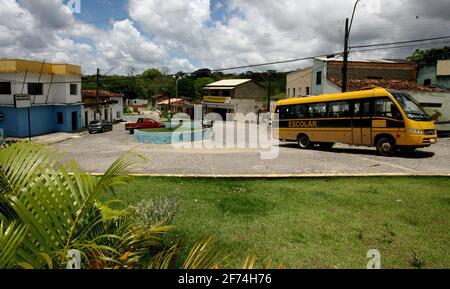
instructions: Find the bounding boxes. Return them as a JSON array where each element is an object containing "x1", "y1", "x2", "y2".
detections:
[{"x1": 87, "y1": 173, "x2": 450, "y2": 178}]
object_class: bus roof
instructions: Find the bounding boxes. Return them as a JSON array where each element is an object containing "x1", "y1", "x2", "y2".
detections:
[{"x1": 275, "y1": 87, "x2": 391, "y2": 106}]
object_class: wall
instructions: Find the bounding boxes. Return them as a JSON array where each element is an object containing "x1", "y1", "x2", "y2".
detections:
[
  {"x1": 0, "y1": 104, "x2": 82, "y2": 137},
  {"x1": 134, "y1": 128, "x2": 211, "y2": 144},
  {"x1": 111, "y1": 96, "x2": 124, "y2": 121},
  {"x1": 234, "y1": 81, "x2": 266, "y2": 102},
  {"x1": 417, "y1": 63, "x2": 450, "y2": 89},
  {"x1": 408, "y1": 91, "x2": 450, "y2": 131},
  {"x1": 286, "y1": 67, "x2": 313, "y2": 98},
  {"x1": 326, "y1": 62, "x2": 417, "y2": 82},
  {"x1": 233, "y1": 99, "x2": 262, "y2": 120},
  {"x1": 0, "y1": 72, "x2": 81, "y2": 105}
]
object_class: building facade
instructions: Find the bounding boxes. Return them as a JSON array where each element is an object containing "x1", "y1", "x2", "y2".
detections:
[
  {"x1": 417, "y1": 60, "x2": 450, "y2": 89},
  {"x1": 81, "y1": 90, "x2": 124, "y2": 127},
  {"x1": 202, "y1": 79, "x2": 265, "y2": 120},
  {"x1": 286, "y1": 67, "x2": 312, "y2": 98},
  {"x1": 0, "y1": 59, "x2": 82, "y2": 138},
  {"x1": 311, "y1": 57, "x2": 418, "y2": 95}
]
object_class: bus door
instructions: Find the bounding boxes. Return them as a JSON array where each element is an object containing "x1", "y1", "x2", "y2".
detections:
[{"x1": 352, "y1": 100, "x2": 372, "y2": 146}]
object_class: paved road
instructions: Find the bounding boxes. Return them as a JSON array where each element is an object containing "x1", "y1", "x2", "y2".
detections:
[{"x1": 51, "y1": 123, "x2": 450, "y2": 176}]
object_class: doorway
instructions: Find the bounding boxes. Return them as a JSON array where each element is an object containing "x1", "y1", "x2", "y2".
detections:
[
  {"x1": 352, "y1": 100, "x2": 372, "y2": 146},
  {"x1": 85, "y1": 111, "x2": 89, "y2": 128},
  {"x1": 72, "y1": 111, "x2": 78, "y2": 131}
]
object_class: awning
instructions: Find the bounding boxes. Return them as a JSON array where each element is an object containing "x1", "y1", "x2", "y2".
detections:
[
  {"x1": 202, "y1": 102, "x2": 234, "y2": 109},
  {"x1": 203, "y1": 87, "x2": 235, "y2": 90}
]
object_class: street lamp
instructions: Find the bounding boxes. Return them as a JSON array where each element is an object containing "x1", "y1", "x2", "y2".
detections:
[{"x1": 342, "y1": 0, "x2": 363, "y2": 92}]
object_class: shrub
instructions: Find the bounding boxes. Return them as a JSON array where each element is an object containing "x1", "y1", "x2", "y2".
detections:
[{"x1": 128, "y1": 196, "x2": 179, "y2": 228}]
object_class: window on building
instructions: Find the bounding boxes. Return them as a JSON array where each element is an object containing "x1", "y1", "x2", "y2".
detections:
[
  {"x1": 287, "y1": 88, "x2": 290, "y2": 97},
  {"x1": 28, "y1": 83, "x2": 43, "y2": 95},
  {"x1": 367, "y1": 76, "x2": 383, "y2": 80},
  {"x1": 424, "y1": 79, "x2": 432, "y2": 86},
  {"x1": 306, "y1": 87, "x2": 310, "y2": 95},
  {"x1": 298, "y1": 87, "x2": 302, "y2": 96},
  {"x1": 117, "y1": 111, "x2": 121, "y2": 118},
  {"x1": 293, "y1": 88, "x2": 296, "y2": 97},
  {"x1": 0, "y1": 82, "x2": 11, "y2": 94},
  {"x1": 57, "y1": 112, "x2": 64, "y2": 124},
  {"x1": 316, "y1": 71, "x2": 322, "y2": 85},
  {"x1": 70, "y1": 84, "x2": 78, "y2": 95}
]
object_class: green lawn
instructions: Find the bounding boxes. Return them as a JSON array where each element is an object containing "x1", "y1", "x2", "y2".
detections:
[{"x1": 104, "y1": 177, "x2": 450, "y2": 269}]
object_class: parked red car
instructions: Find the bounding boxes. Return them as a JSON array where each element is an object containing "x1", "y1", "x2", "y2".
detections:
[{"x1": 125, "y1": 118, "x2": 165, "y2": 134}]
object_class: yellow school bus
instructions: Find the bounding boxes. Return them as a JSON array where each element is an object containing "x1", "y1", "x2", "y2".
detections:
[{"x1": 273, "y1": 88, "x2": 437, "y2": 156}]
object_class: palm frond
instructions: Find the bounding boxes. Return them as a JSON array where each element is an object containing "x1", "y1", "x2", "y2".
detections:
[
  {"x1": 0, "y1": 221, "x2": 28, "y2": 269},
  {"x1": 0, "y1": 143, "x2": 150, "y2": 268},
  {"x1": 148, "y1": 245, "x2": 180, "y2": 269},
  {"x1": 182, "y1": 238, "x2": 227, "y2": 269}
]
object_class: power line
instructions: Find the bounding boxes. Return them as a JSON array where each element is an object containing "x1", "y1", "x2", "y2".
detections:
[
  {"x1": 350, "y1": 35, "x2": 450, "y2": 49},
  {"x1": 1, "y1": 36, "x2": 450, "y2": 85},
  {"x1": 352, "y1": 40, "x2": 450, "y2": 53},
  {"x1": 210, "y1": 52, "x2": 340, "y2": 72}
]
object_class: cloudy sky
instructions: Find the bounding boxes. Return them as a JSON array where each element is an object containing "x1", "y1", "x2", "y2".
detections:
[{"x1": 1, "y1": 0, "x2": 449, "y2": 75}]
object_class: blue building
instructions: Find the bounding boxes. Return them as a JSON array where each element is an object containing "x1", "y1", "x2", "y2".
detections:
[{"x1": 0, "y1": 59, "x2": 82, "y2": 138}]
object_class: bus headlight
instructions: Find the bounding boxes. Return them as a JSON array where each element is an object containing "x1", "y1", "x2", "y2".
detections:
[{"x1": 407, "y1": 128, "x2": 424, "y2": 135}]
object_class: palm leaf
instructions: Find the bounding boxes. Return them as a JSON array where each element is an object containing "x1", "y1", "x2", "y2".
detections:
[
  {"x1": 182, "y1": 238, "x2": 227, "y2": 269},
  {"x1": 0, "y1": 221, "x2": 28, "y2": 268},
  {"x1": 0, "y1": 143, "x2": 150, "y2": 268}
]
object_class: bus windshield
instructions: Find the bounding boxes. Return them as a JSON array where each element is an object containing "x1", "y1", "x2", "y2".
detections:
[{"x1": 390, "y1": 92, "x2": 432, "y2": 121}]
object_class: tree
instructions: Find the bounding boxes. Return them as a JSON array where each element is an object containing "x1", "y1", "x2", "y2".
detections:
[
  {"x1": 142, "y1": 69, "x2": 163, "y2": 80},
  {"x1": 194, "y1": 77, "x2": 215, "y2": 99},
  {"x1": 407, "y1": 47, "x2": 450, "y2": 63}
]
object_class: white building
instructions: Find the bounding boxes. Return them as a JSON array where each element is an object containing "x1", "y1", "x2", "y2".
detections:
[
  {"x1": 286, "y1": 67, "x2": 313, "y2": 98},
  {"x1": 81, "y1": 90, "x2": 124, "y2": 127}
]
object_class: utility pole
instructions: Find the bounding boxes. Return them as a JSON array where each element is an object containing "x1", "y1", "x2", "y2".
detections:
[
  {"x1": 267, "y1": 77, "x2": 272, "y2": 113},
  {"x1": 266, "y1": 70, "x2": 276, "y2": 113},
  {"x1": 96, "y1": 68, "x2": 100, "y2": 120},
  {"x1": 342, "y1": 0, "x2": 362, "y2": 93},
  {"x1": 342, "y1": 18, "x2": 350, "y2": 93}
]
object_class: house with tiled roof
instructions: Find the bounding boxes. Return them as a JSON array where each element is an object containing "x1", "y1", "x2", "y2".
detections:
[{"x1": 81, "y1": 90, "x2": 124, "y2": 127}]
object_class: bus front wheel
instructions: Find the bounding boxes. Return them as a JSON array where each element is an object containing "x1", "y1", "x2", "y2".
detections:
[
  {"x1": 297, "y1": 134, "x2": 312, "y2": 149},
  {"x1": 376, "y1": 137, "x2": 396, "y2": 156}
]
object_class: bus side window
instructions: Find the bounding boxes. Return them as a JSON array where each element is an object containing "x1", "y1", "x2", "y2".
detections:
[
  {"x1": 310, "y1": 103, "x2": 327, "y2": 118},
  {"x1": 329, "y1": 101, "x2": 351, "y2": 118},
  {"x1": 297, "y1": 105, "x2": 308, "y2": 119},
  {"x1": 353, "y1": 102, "x2": 361, "y2": 117},
  {"x1": 374, "y1": 98, "x2": 400, "y2": 119},
  {"x1": 362, "y1": 101, "x2": 371, "y2": 117}
]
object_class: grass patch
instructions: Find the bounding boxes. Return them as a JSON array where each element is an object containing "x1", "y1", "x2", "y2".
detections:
[{"x1": 103, "y1": 177, "x2": 450, "y2": 269}]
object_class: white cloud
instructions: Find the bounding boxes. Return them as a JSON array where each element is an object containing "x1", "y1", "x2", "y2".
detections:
[
  {"x1": 1, "y1": 0, "x2": 450, "y2": 75},
  {"x1": 129, "y1": 0, "x2": 211, "y2": 50}
]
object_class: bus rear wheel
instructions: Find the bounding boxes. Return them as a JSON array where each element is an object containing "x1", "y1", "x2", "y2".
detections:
[
  {"x1": 376, "y1": 137, "x2": 396, "y2": 156},
  {"x1": 297, "y1": 134, "x2": 312, "y2": 149}
]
